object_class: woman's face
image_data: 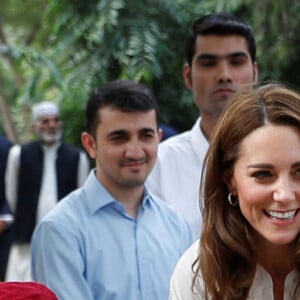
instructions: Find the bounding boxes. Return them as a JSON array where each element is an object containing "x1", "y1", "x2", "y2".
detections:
[{"x1": 228, "y1": 124, "x2": 300, "y2": 246}]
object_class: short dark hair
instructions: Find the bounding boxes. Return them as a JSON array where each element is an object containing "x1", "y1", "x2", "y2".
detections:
[
  {"x1": 85, "y1": 79, "x2": 159, "y2": 136},
  {"x1": 185, "y1": 12, "x2": 256, "y2": 66}
]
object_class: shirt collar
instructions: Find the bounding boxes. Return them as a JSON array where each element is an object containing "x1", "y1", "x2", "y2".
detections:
[
  {"x1": 191, "y1": 118, "x2": 209, "y2": 163},
  {"x1": 83, "y1": 170, "x2": 152, "y2": 214},
  {"x1": 41, "y1": 141, "x2": 61, "y2": 152},
  {"x1": 141, "y1": 185, "x2": 152, "y2": 208}
]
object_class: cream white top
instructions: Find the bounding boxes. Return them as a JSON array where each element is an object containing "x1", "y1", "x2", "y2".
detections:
[{"x1": 169, "y1": 241, "x2": 299, "y2": 300}]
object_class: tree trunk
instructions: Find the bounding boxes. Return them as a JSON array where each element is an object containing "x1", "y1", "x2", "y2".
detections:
[{"x1": 0, "y1": 94, "x2": 17, "y2": 143}]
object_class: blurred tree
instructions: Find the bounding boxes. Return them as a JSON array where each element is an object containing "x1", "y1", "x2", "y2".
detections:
[
  {"x1": 1, "y1": 0, "x2": 300, "y2": 146},
  {"x1": 0, "y1": 0, "x2": 63, "y2": 142},
  {"x1": 43, "y1": 0, "x2": 204, "y2": 140},
  {"x1": 201, "y1": 0, "x2": 300, "y2": 83}
]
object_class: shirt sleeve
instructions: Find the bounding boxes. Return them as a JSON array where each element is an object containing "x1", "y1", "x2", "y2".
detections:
[
  {"x1": 5, "y1": 145, "x2": 21, "y2": 213},
  {"x1": 77, "y1": 151, "x2": 90, "y2": 187},
  {"x1": 31, "y1": 219, "x2": 94, "y2": 300}
]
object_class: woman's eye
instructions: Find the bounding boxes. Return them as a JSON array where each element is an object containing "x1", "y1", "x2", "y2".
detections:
[{"x1": 252, "y1": 171, "x2": 272, "y2": 179}]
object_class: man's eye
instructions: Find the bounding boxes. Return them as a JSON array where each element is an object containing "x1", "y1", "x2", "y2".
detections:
[
  {"x1": 230, "y1": 58, "x2": 246, "y2": 66},
  {"x1": 110, "y1": 136, "x2": 127, "y2": 142},
  {"x1": 141, "y1": 133, "x2": 155, "y2": 140},
  {"x1": 200, "y1": 60, "x2": 216, "y2": 67}
]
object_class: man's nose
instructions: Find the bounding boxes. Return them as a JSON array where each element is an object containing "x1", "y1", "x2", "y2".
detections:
[
  {"x1": 49, "y1": 120, "x2": 61, "y2": 128},
  {"x1": 216, "y1": 62, "x2": 232, "y2": 83},
  {"x1": 125, "y1": 140, "x2": 144, "y2": 157}
]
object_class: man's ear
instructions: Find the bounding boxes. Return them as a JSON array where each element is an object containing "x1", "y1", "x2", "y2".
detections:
[
  {"x1": 183, "y1": 63, "x2": 192, "y2": 89},
  {"x1": 253, "y1": 62, "x2": 259, "y2": 83},
  {"x1": 157, "y1": 128, "x2": 163, "y2": 142},
  {"x1": 81, "y1": 132, "x2": 96, "y2": 159}
]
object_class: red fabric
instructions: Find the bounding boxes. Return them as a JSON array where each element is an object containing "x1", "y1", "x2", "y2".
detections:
[{"x1": 0, "y1": 282, "x2": 58, "y2": 300}]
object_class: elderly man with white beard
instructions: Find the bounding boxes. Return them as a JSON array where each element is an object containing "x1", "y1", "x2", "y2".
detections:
[{"x1": 5, "y1": 101, "x2": 90, "y2": 281}]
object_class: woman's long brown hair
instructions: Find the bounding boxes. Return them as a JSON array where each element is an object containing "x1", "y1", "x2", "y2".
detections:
[{"x1": 193, "y1": 83, "x2": 300, "y2": 299}]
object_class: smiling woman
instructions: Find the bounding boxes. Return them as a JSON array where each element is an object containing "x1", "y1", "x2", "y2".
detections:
[
  {"x1": 229, "y1": 124, "x2": 300, "y2": 245},
  {"x1": 169, "y1": 83, "x2": 300, "y2": 300}
]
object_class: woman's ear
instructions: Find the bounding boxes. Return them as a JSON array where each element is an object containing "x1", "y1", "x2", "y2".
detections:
[{"x1": 222, "y1": 169, "x2": 235, "y2": 194}]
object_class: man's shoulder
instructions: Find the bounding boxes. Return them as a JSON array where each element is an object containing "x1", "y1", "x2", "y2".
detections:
[
  {"x1": 148, "y1": 195, "x2": 194, "y2": 241},
  {"x1": 60, "y1": 142, "x2": 82, "y2": 153},
  {"x1": 149, "y1": 195, "x2": 188, "y2": 222},
  {"x1": 0, "y1": 136, "x2": 12, "y2": 150},
  {"x1": 41, "y1": 188, "x2": 84, "y2": 223},
  {"x1": 21, "y1": 140, "x2": 40, "y2": 148},
  {"x1": 18, "y1": 141, "x2": 42, "y2": 157},
  {"x1": 158, "y1": 129, "x2": 192, "y2": 155},
  {"x1": 58, "y1": 143, "x2": 87, "y2": 163},
  {"x1": 160, "y1": 129, "x2": 192, "y2": 146}
]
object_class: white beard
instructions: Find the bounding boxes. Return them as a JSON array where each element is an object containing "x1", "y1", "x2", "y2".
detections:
[{"x1": 38, "y1": 128, "x2": 63, "y2": 144}]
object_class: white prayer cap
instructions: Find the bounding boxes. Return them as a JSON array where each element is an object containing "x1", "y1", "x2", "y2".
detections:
[{"x1": 32, "y1": 101, "x2": 60, "y2": 121}]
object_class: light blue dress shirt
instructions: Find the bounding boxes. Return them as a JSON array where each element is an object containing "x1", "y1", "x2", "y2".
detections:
[{"x1": 31, "y1": 170, "x2": 193, "y2": 300}]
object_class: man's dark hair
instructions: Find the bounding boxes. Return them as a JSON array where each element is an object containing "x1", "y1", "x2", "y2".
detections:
[
  {"x1": 185, "y1": 12, "x2": 256, "y2": 66},
  {"x1": 85, "y1": 79, "x2": 159, "y2": 136}
]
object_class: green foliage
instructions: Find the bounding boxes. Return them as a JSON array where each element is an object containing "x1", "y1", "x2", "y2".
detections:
[
  {"x1": 2, "y1": 0, "x2": 300, "y2": 144},
  {"x1": 40, "y1": 0, "x2": 205, "y2": 133},
  {"x1": 200, "y1": 0, "x2": 300, "y2": 83}
]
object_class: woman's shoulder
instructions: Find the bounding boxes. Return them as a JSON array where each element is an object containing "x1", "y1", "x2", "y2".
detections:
[
  {"x1": 175, "y1": 240, "x2": 199, "y2": 268},
  {"x1": 169, "y1": 240, "x2": 205, "y2": 300}
]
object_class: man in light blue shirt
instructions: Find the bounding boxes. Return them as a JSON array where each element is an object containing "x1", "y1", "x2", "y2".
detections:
[{"x1": 31, "y1": 79, "x2": 193, "y2": 300}]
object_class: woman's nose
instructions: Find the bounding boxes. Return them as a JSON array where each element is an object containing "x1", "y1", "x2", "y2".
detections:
[{"x1": 273, "y1": 179, "x2": 296, "y2": 202}]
